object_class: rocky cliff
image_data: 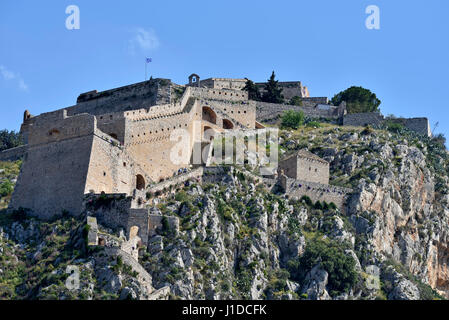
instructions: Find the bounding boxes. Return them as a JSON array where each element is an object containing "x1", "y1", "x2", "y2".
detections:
[{"x1": 0, "y1": 123, "x2": 448, "y2": 300}]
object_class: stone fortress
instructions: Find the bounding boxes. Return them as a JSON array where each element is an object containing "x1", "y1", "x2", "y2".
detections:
[{"x1": 0, "y1": 73, "x2": 432, "y2": 252}]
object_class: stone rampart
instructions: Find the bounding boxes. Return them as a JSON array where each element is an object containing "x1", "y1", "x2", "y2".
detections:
[
  {"x1": 256, "y1": 101, "x2": 340, "y2": 122},
  {"x1": 0, "y1": 145, "x2": 27, "y2": 161},
  {"x1": 190, "y1": 87, "x2": 248, "y2": 102},
  {"x1": 280, "y1": 176, "x2": 352, "y2": 210},
  {"x1": 342, "y1": 112, "x2": 385, "y2": 128}
]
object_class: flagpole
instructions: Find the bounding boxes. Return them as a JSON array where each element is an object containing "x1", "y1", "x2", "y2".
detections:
[{"x1": 145, "y1": 58, "x2": 147, "y2": 81}]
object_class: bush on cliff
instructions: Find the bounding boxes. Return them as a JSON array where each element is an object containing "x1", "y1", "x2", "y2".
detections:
[
  {"x1": 288, "y1": 237, "x2": 358, "y2": 295},
  {"x1": 281, "y1": 110, "x2": 305, "y2": 130}
]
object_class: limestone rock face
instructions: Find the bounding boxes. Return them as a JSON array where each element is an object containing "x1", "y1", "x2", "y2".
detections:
[
  {"x1": 1, "y1": 125, "x2": 448, "y2": 301},
  {"x1": 301, "y1": 265, "x2": 331, "y2": 300}
]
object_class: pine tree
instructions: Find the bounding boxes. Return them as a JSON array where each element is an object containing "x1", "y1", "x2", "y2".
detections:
[
  {"x1": 242, "y1": 78, "x2": 261, "y2": 101},
  {"x1": 262, "y1": 71, "x2": 284, "y2": 104}
]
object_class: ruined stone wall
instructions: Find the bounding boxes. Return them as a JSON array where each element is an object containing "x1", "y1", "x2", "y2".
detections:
[
  {"x1": 85, "y1": 194, "x2": 132, "y2": 231},
  {"x1": 342, "y1": 112, "x2": 385, "y2": 128},
  {"x1": 343, "y1": 113, "x2": 431, "y2": 137},
  {"x1": 301, "y1": 97, "x2": 329, "y2": 105},
  {"x1": 281, "y1": 176, "x2": 352, "y2": 210},
  {"x1": 148, "y1": 215, "x2": 179, "y2": 237},
  {"x1": 127, "y1": 209, "x2": 150, "y2": 246},
  {"x1": 147, "y1": 167, "x2": 204, "y2": 194},
  {"x1": 256, "y1": 101, "x2": 339, "y2": 123},
  {"x1": 391, "y1": 117, "x2": 432, "y2": 137},
  {"x1": 279, "y1": 156, "x2": 297, "y2": 180}
]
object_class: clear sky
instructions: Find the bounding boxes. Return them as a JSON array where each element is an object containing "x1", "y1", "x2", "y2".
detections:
[{"x1": 1, "y1": 0, "x2": 448, "y2": 142}]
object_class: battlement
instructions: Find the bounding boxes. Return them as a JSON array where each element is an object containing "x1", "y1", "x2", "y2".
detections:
[{"x1": 189, "y1": 86, "x2": 248, "y2": 102}]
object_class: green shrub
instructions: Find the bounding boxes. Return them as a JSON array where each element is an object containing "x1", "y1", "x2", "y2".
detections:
[
  {"x1": 306, "y1": 121, "x2": 321, "y2": 128},
  {"x1": 0, "y1": 180, "x2": 14, "y2": 197},
  {"x1": 314, "y1": 201, "x2": 323, "y2": 210},
  {"x1": 289, "y1": 96, "x2": 303, "y2": 106},
  {"x1": 385, "y1": 121, "x2": 404, "y2": 133},
  {"x1": 300, "y1": 195, "x2": 313, "y2": 206},
  {"x1": 281, "y1": 110, "x2": 304, "y2": 130},
  {"x1": 175, "y1": 190, "x2": 188, "y2": 202},
  {"x1": 290, "y1": 238, "x2": 357, "y2": 295}
]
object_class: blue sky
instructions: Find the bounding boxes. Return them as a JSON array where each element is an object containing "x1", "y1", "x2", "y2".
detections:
[{"x1": 0, "y1": 0, "x2": 448, "y2": 142}]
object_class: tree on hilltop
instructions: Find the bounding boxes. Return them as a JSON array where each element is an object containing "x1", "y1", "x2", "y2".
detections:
[
  {"x1": 331, "y1": 86, "x2": 381, "y2": 114},
  {"x1": 262, "y1": 71, "x2": 284, "y2": 104},
  {"x1": 242, "y1": 78, "x2": 261, "y2": 101},
  {"x1": 0, "y1": 130, "x2": 23, "y2": 152}
]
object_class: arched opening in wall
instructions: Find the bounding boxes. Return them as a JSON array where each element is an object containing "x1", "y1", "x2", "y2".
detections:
[
  {"x1": 136, "y1": 174, "x2": 145, "y2": 190},
  {"x1": 108, "y1": 133, "x2": 118, "y2": 140},
  {"x1": 202, "y1": 106, "x2": 217, "y2": 124},
  {"x1": 223, "y1": 119, "x2": 234, "y2": 130},
  {"x1": 203, "y1": 126, "x2": 215, "y2": 142}
]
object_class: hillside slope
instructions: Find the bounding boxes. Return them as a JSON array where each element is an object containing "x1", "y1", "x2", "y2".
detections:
[{"x1": 0, "y1": 123, "x2": 448, "y2": 300}]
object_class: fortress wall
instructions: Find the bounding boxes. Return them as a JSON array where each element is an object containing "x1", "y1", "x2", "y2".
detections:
[
  {"x1": 256, "y1": 82, "x2": 304, "y2": 101},
  {"x1": 279, "y1": 156, "x2": 297, "y2": 180},
  {"x1": 342, "y1": 113, "x2": 431, "y2": 137},
  {"x1": 296, "y1": 157, "x2": 329, "y2": 185},
  {"x1": 256, "y1": 101, "x2": 339, "y2": 122},
  {"x1": 392, "y1": 117, "x2": 432, "y2": 137},
  {"x1": 342, "y1": 112, "x2": 385, "y2": 128},
  {"x1": 84, "y1": 132, "x2": 136, "y2": 195},
  {"x1": 127, "y1": 209, "x2": 150, "y2": 246},
  {"x1": 96, "y1": 112, "x2": 127, "y2": 143},
  {"x1": 9, "y1": 113, "x2": 102, "y2": 218},
  {"x1": 66, "y1": 79, "x2": 172, "y2": 117},
  {"x1": 124, "y1": 104, "x2": 200, "y2": 182},
  {"x1": 281, "y1": 176, "x2": 352, "y2": 210},
  {"x1": 28, "y1": 110, "x2": 96, "y2": 146},
  {"x1": 203, "y1": 78, "x2": 247, "y2": 90},
  {"x1": 85, "y1": 194, "x2": 133, "y2": 231},
  {"x1": 190, "y1": 87, "x2": 248, "y2": 102},
  {"x1": 148, "y1": 214, "x2": 179, "y2": 237},
  {"x1": 147, "y1": 167, "x2": 204, "y2": 194},
  {"x1": 123, "y1": 104, "x2": 183, "y2": 122},
  {"x1": 198, "y1": 99, "x2": 256, "y2": 129},
  {"x1": 301, "y1": 97, "x2": 329, "y2": 104},
  {"x1": 0, "y1": 145, "x2": 27, "y2": 161},
  {"x1": 9, "y1": 133, "x2": 94, "y2": 218}
]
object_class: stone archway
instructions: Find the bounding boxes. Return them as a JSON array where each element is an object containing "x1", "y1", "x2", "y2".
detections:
[
  {"x1": 136, "y1": 174, "x2": 145, "y2": 190},
  {"x1": 223, "y1": 119, "x2": 234, "y2": 130},
  {"x1": 202, "y1": 106, "x2": 217, "y2": 124}
]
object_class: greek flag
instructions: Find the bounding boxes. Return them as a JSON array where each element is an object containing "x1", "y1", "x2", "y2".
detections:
[{"x1": 146, "y1": 57, "x2": 152, "y2": 63}]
